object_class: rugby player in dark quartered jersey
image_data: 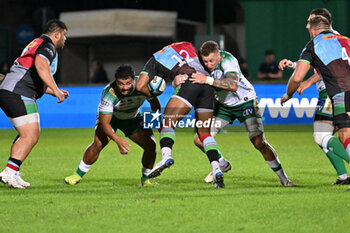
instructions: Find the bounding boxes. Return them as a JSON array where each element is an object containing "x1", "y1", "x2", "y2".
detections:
[
  {"x1": 141, "y1": 41, "x2": 214, "y2": 110},
  {"x1": 136, "y1": 42, "x2": 225, "y2": 188},
  {"x1": 299, "y1": 30, "x2": 350, "y2": 98},
  {"x1": 141, "y1": 42, "x2": 209, "y2": 81},
  {"x1": 0, "y1": 34, "x2": 58, "y2": 99}
]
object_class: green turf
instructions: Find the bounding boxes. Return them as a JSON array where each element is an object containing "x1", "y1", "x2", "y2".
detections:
[{"x1": 1, "y1": 126, "x2": 350, "y2": 233}]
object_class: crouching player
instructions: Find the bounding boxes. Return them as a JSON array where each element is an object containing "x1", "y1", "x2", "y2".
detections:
[{"x1": 65, "y1": 65, "x2": 160, "y2": 186}]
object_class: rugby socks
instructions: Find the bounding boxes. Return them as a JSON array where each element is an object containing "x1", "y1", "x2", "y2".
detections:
[
  {"x1": 142, "y1": 167, "x2": 152, "y2": 180},
  {"x1": 76, "y1": 160, "x2": 91, "y2": 178},
  {"x1": 142, "y1": 167, "x2": 152, "y2": 175},
  {"x1": 322, "y1": 136, "x2": 350, "y2": 163},
  {"x1": 322, "y1": 147, "x2": 348, "y2": 178},
  {"x1": 266, "y1": 158, "x2": 289, "y2": 184},
  {"x1": 200, "y1": 134, "x2": 220, "y2": 173},
  {"x1": 160, "y1": 126, "x2": 175, "y2": 160},
  {"x1": 6, "y1": 157, "x2": 22, "y2": 174}
]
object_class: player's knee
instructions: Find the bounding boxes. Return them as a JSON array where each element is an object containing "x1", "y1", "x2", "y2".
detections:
[
  {"x1": 30, "y1": 135, "x2": 40, "y2": 146},
  {"x1": 251, "y1": 134, "x2": 266, "y2": 151},
  {"x1": 90, "y1": 140, "x2": 105, "y2": 152},
  {"x1": 20, "y1": 130, "x2": 40, "y2": 146},
  {"x1": 313, "y1": 131, "x2": 332, "y2": 147},
  {"x1": 253, "y1": 138, "x2": 264, "y2": 151},
  {"x1": 246, "y1": 118, "x2": 264, "y2": 140},
  {"x1": 313, "y1": 121, "x2": 334, "y2": 146}
]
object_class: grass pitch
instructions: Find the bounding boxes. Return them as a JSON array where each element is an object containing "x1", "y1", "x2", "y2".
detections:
[{"x1": 1, "y1": 125, "x2": 350, "y2": 233}]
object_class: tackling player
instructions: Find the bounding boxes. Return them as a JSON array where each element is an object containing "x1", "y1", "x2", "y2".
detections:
[
  {"x1": 187, "y1": 41, "x2": 295, "y2": 186},
  {"x1": 281, "y1": 16, "x2": 350, "y2": 178},
  {"x1": 65, "y1": 65, "x2": 160, "y2": 186},
  {"x1": 0, "y1": 19, "x2": 68, "y2": 189},
  {"x1": 279, "y1": 8, "x2": 349, "y2": 185},
  {"x1": 136, "y1": 42, "x2": 225, "y2": 188}
]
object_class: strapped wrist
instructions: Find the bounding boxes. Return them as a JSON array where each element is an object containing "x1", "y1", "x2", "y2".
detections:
[
  {"x1": 282, "y1": 93, "x2": 292, "y2": 100},
  {"x1": 205, "y1": 76, "x2": 214, "y2": 85}
]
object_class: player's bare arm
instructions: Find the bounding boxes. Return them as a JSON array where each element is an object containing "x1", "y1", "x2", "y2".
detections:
[
  {"x1": 136, "y1": 73, "x2": 152, "y2": 97},
  {"x1": 99, "y1": 114, "x2": 130, "y2": 154},
  {"x1": 190, "y1": 72, "x2": 238, "y2": 92},
  {"x1": 297, "y1": 73, "x2": 322, "y2": 95},
  {"x1": 281, "y1": 61, "x2": 310, "y2": 105},
  {"x1": 45, "y1": 86, "x2": 70, "y2": 98},
  {"x1": 35, "y1": 55, "x2": 65, "y2": 103}
]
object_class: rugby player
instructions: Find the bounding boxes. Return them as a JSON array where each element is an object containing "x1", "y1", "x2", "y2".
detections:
[
  {"x1": 0, "y1": 19, "x2": 68, "y2": 189},
  {"x1": 281, "y1": 16, "x2": 350, "y2": 177},
  {"x1": 136, "y1": 42, "x2": 225, "y2": 188},
  {"x1": 187, "y1": 41, "x2": 295, "y2": 186},
  {"x1": 65, "y1": 65, "x2": 160, "y2": 186},
  {"x1": 279, "y1": 8, "x2": 350, "y2": 185}
]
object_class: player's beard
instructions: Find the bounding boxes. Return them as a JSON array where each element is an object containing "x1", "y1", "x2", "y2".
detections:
[
  {"x1": 57, "y1": 38, "x2": 66, "y2": 49},
  {"x1": 120, "y1": 88, "x2": 132, "y2": 95}
]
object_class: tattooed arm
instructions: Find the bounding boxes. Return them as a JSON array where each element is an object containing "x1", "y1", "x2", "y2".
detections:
[{"x1": 190, "y1": 72, "x2": 238, "y2": 92}]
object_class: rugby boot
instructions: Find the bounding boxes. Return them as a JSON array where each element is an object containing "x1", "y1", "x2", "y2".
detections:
[
  {"x1": 147, "y1": 156, "x2": 174, "y2": 179},
  {"x1": 213, "y1": 168, "x2": 225, "y2": 188},
  {"x1": 205, "y1": 159, "x2": 232, "y2": 183},
  {"x1": 65, "y1": 173, "x2": 82, "y2": 185}
]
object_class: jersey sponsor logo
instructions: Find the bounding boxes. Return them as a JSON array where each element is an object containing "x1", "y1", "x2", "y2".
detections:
[
  {"x1": 109, "y1": 88, "x2": 117, "y2": 97},
  {"x1": 157, "y1": 42, "x2": 183, "y2": 54},
  {"x1": 243, "y1": 106, "x2": 254, "y2": 116},
  {"x1": 27, "y1": 41, "x2": 38, "y2": 48},
  {"x1": 315, "y1": 100, "x2": 325, "y2": 112},
  {"x1": 44, "y1": 47, "x2": 54, "y2": 57},
  {"x1": 322, "y1": 35, "x2": 349, "y2": 40}
]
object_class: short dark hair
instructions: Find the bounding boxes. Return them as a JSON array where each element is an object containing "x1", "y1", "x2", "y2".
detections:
[
  {"x1": 43, "y1": 19, "x2": 67, "y2": 34},
  {"x1": 265, "y1": 50, "x2": 275, "y2": 56},
  {"x1": 309, "y1": 15, "x2": 331, "y2": 31},
  {"x1": 200, "y1": 41, "x2": 219, "y2": 56},
  {"x1": 310, "y1": 8, "x2": 332, "y2": 24},
  {"x1": 114, "y1": 65, "x2": 135, "y2": 80}
]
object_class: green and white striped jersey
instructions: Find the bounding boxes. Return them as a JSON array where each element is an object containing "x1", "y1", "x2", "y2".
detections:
[
  {"x1": 210, "y1": 50, "x2": 256, "y2": 106},
  {"x1": 98, "y1": 78, "x2": 146, "y2": 120}
]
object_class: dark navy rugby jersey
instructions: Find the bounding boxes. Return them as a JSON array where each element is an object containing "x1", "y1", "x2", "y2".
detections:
[
  {"x1": 0, "y1": 34, "x2": 58, "y2": 99},
  {"x1": 299, "y1": 30, "x2": 350, "y2": 98}
]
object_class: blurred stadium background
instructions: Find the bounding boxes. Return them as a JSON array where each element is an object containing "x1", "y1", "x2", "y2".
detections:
[
  {"x1": 0, "y1": 0, "x2": 346, "y2": 128},
  {"x1": 0, "y1": 0, "x2": 348, "y2": 84}
]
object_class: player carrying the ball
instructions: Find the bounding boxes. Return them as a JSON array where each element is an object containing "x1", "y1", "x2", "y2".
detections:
[
  {"x1": 136, "y1": 42, "x2": 226, "y2": 188},
  {"x1": 65, "y1": 65, "x2": 161, "y2": 186}
]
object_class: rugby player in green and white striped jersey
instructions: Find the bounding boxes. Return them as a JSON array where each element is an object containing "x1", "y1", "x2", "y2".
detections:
[
  {"x1": 184, "y1": 41, "x2": 295, "y2": 186},
  {"x1": 65, "y1": 65, "x2": 161, "y2": 186}
]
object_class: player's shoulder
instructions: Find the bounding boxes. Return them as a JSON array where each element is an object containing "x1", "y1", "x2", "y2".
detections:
[
  {"x1": 39, "y1": 35, "x2": 56, "y2": 49},
  {"x1": 102, "y1": 81, "x2": 118, "y2": 98},
  {"x1": 220, "y1": 50, "x2": 237, "y2": 62}
]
